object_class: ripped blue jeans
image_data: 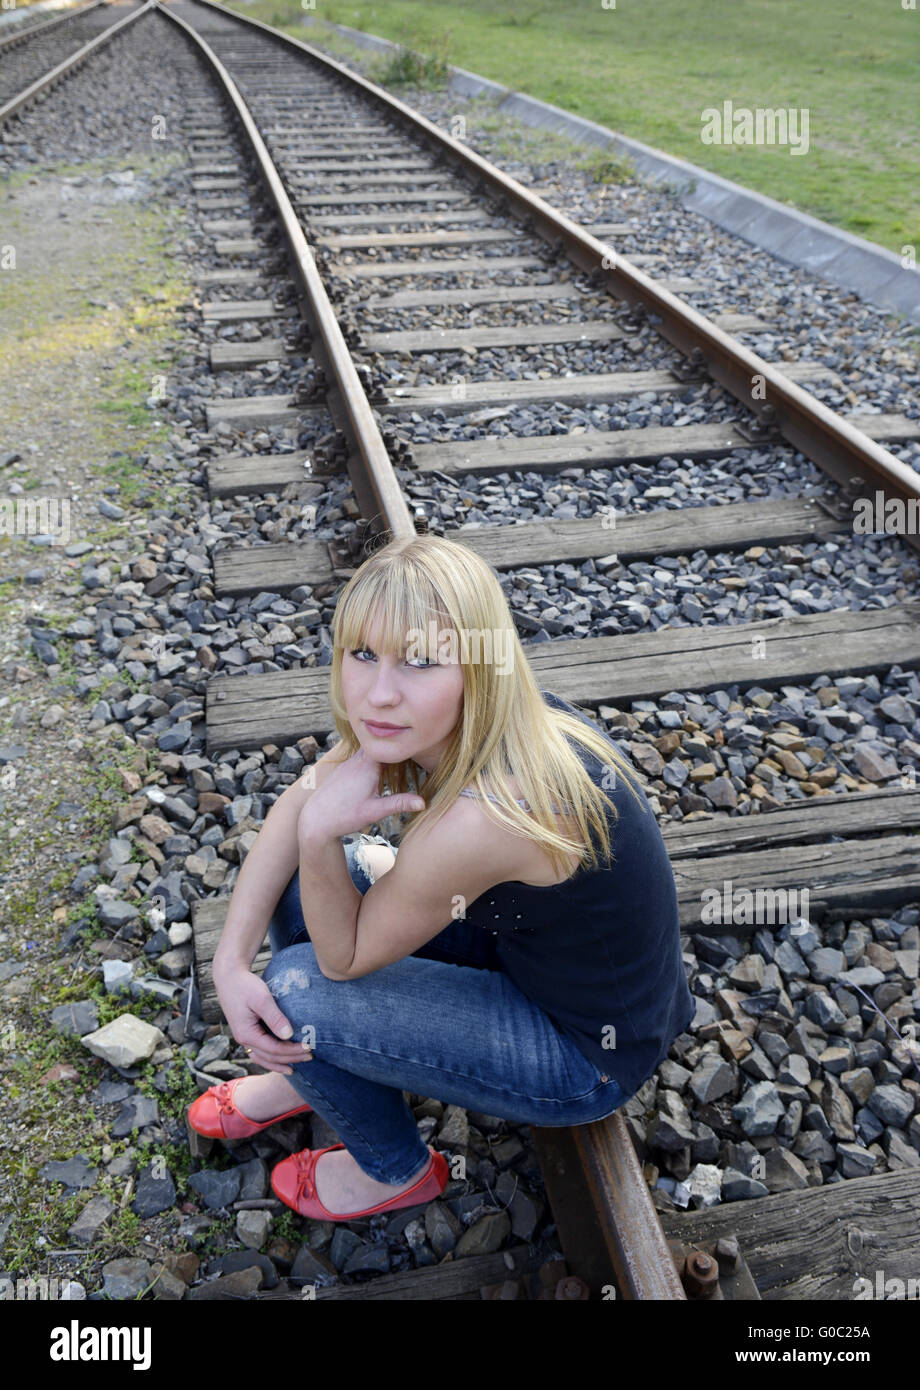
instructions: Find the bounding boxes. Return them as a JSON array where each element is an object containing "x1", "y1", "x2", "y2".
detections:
[{"x1": 261, "y1": 833, "x2": 627, "y2": 1185}]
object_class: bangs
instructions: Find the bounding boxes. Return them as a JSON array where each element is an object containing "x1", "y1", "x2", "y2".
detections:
[{"x1": 336, "y1": 565, "x2": 456, "y2": 660}]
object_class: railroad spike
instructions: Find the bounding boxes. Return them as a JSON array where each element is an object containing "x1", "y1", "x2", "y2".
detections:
[{"x1": 671, "y1": 345, "x2": 709, "y2": 382}]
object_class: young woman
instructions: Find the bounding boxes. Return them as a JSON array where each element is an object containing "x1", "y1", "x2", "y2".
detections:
[{"x1": 189, "y1": 534, "x2": 694, "y2": 1223}]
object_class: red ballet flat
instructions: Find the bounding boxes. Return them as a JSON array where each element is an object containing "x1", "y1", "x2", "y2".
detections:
[
  {"x1": 271, "y1": 1143, "x2": 449, "y2": 1221},
  {"x1": 187, "y1": 1078, "x2": 312, "y2": 1140}
]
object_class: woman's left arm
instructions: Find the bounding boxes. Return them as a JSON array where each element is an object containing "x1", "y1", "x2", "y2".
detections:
[
  {"x1": 295, "y1": 749, "x2": 425, "y2": 978},
  {"x1": 295, "y1": 829, "x2": 365, "y2": 979}
]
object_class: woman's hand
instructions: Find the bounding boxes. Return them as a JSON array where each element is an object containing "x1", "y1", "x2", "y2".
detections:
[
  {"x1": 213, "y1": 961, "x2": 313, "y2": 1074},
  {"x1": 297, "y1": 747, "x2": 424, "y2": 843}
]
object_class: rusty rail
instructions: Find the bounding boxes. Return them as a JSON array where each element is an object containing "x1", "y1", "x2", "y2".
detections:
[{"x1": 156, "y1": 0, "x2": 416, "y2": 544}]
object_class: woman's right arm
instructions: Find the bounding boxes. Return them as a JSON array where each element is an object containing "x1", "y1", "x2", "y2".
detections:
[{"x1": 210, "y1": 745, "x2": 346, "y2": 1072}]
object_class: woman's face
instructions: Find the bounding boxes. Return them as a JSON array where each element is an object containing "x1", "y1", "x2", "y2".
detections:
[{"x1": 341, "y1": 611, "x2": 465, "y2": 774}]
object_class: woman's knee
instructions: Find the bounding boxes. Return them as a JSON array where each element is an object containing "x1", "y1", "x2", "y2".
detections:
[{"x1": 262, "y1": 942, "x2": 323, "y2": 1001}]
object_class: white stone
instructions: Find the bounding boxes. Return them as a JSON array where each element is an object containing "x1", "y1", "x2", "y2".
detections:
[
  {"x1": 685, "y1": 1163, "x2": 723, "y2": 1209},
  {"x1": 102, "y1": 959, "x2": 134, "y2": 994},
  {"x1": 236, "y1": 1209, "x2": 272, "y2": 1249},
  {"x1": 81, "y1": 1014, "x2": 167, "y2": 1067}
]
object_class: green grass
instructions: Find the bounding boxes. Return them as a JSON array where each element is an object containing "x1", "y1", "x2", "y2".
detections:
[{"x1": 222, "y1": 0, "x2": 919, "y2": 255}]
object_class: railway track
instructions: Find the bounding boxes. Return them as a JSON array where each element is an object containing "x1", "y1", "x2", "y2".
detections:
[
  {"x1": 4, "y1": 0, "x2": 919, "y2": 1303},
  {"x1": 0, "y1": 0, "x2": 150, "y2": 123}
]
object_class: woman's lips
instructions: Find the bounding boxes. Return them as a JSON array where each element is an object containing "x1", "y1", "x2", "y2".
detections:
[{"x1": 365, "y1": 721, "x2": 408, "y2": 736}]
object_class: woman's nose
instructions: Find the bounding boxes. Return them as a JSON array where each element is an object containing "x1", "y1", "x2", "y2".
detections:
[{"x1": 369, "y1": 662, "x2": 401, "y2": 700}]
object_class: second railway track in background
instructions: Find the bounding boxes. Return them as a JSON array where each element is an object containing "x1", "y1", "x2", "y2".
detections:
[
  {"x1": 4, "y1": 0, "x2": 920, "y2": 1302},
  {"x1": 0, "y1": 0, "x2": 148, "y2": 121}
]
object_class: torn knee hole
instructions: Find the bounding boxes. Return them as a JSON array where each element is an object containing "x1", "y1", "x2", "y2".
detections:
[{"x1": 266, "y1": 965, "x2": 312, "y2": 997}]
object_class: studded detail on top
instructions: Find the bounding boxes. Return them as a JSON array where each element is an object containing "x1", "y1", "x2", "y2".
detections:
[{"x1": 458, "y1": 785, "x2": 570, "y2": 938}]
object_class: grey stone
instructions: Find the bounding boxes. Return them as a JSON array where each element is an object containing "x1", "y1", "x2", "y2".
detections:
[
  {"x1": 657, "y1": 1059, "x2": 692, "y2": 1091},
  {"x1": 99, "y1": 838, "x2": 133, "y2": 874},
  {"x1": 158, "y1": 721, "x2": 193, "y2": 752},
  {"x1": 236, "y1": 1209, "x2": 272, "y2": 1249},
  {"x1": 793, "y1": 1129, "x2": 835, "y2": 1165},
  {"x1": 805, "y1": 991, "x2": 847, "y2": 1032},
  {"x1": 208, "y1": 1250, "x2": 278, "y2": 1289},
  {"x1": 424, "y1": 1200, "x2": 460, "y2": 1256},
  {"x1": 132, "y1": 1163, "x2": 177, "y2": 1218},
  {"x1": 886, "y1": 1129, "x2": 920, "y2": 1169},
  {"x1": 855, "y1": 1106, "x2": 886, "y2": 1145},
  {"x1": 839, "y1": 965, "x2": 885, "y2": 988},
  {"x1": 455, "y1": 1210, "x2": 511, "y2": 1257},
  {"x1": 762, "y1": 1147, "x2": 810, "y2": 1192},
  {"x1": 157, "y1": 946, "x2": 194, "y2": 979},
  {"x1": 818, "y1": 1043, "x2": 855, "y2": 1076},
  {"x1": 50, "y1": 1001, "x2": 99, "y2": 1037},
  {"x1": 837, "y1": 1142, "x2": 877, "y2": 1178},
  {"x1": 721, "y1": 1167, "x2": 769, "y2": 1200},
  {"x1": 40, "y1": 1155, "x2": 98, "y2": 1189},
  {"x1": 289, "y1": 1245, "x2": 338, "y2": 1287},
  {"x1": 867, "y1": 1083, "x2": 915, "y2": 1129},
  {"x1": 236, "y1": 1157, "x2": 269, "y2": 1200},
  {"x1": 852, "y1": 746, "x2": 900, "y2": 781},
  {"x1": 187, "y1": 1167, "x2": 242, "y2": 1210},
  {"x1": 732, "y1": 1080, "x2": 785, "y2": 1136},
  {"x1": 688, "y1": 1053, "x2": 736, "y2": 1105},
  {"x1": 102, "y1": 959, "x2": 134, "y2": 994},
  {"x1": 89, "y1": 1079, "x2": 136, "y2": 1105},
  {"x1": 329, "y1": 1228, "x2": 363, "y2": 1270},
  {"x1": 839, "y1": 1067, "x2": 876, "y2": 1107},
  {"x1": 808, "y1": 947, "x2": 846, "y2": 984},
  {"x1": 195, "y1": 1034, "x2": 232, "y2": 1071},
  {"x1": 776, "y1": 1053, "x2": 811, "y2": 1087},
  {"x1": 648, "y1": 1091, "x2": 695, "y2": 1150},
  {"x1": 68, "y1": 1197, "x2": 115, "y2": 1246},
  {"x1": 342, "y1": 1242, "x2": 390, "y2": 1275},
  {"x1": 96, "y1": 899, "x2": 141, "y2": 929},
  {"x1": 774, "y1": 940, "x2": 810, "y2": 979},
  {"x1": 186, "y1": 1269, "x2": 262, "y2": 1299},
  {"x1": 703, "y1": 775, "x2": 738, "y2": 808},
  {"x1": 739, "y1": 1043, "x2": 776, "y2": 1083},
  {"x1": 111, "y1": 1094, "x2": 160, "y2": 1137}
]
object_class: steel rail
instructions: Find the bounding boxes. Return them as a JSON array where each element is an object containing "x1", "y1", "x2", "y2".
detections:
[
  {"x1": 575, "y1": 1115, "x2": 687, "y2": 1299},
  {"x1": 183, "y1": 0, "x2": 920, "y2": 556},
  {"x1": 0, "y1": 0, "x2": 107, "y2": 57},
  {"x1": 155, "y1": 0, "x2": 416, "y2": 544},
  {"x1": 159, "y1": 0, "x2": 694, "y2": 1299},
  {"x1": 0, "y1": 0, "x2": 153, "y2": 124}
]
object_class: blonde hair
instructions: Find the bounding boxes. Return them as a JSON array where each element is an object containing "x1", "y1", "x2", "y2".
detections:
[{"x1": 327, "y1": 533, "x2": 648, "y2": 879}]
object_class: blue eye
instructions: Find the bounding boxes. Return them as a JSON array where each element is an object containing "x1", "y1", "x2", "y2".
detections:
[{"x1": 350, "y1": 648, "x2": 435, "y2": 668}]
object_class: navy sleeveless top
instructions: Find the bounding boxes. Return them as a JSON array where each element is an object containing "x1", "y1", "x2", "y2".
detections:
[{"x1": 458, "y1": 689, "x2": 694, "y2": 1098}]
